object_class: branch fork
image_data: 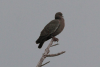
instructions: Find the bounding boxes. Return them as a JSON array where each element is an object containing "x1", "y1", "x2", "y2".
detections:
[{"x1": 36, "y1": 38, "x2": 65, "y2": 67}]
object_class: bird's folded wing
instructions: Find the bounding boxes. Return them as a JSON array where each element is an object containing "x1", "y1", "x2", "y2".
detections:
[{"x1": 40, "y1": 20, "x2": 60, "y2": 36}]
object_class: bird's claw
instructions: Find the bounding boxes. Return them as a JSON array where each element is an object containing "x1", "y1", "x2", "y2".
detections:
[{"x1": 52, "y1": 37, "x2": 59, "y2": 42}]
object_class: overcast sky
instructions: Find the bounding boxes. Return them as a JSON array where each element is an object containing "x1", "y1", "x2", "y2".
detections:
[{"x1": 0, "y1": 0, "x2": 100, "y2": 67}]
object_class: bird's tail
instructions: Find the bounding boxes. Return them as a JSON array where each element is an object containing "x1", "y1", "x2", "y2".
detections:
[
  {"x1": 36, "y1": 36, "x2": 46, "y2": 49},
  {"x1": 38, "y1": 40, "x2": 45, "y2": 48},
  {"x1": 36, "y1": 35, "x2": 51, "y2": 49},
  {"x1": 36, "y1": 36, "x2": 43, "y2": 44}
]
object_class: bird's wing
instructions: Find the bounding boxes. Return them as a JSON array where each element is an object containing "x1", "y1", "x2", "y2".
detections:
[{"x1": 40, "y1": 20, "x2": 60, "y2": 36}]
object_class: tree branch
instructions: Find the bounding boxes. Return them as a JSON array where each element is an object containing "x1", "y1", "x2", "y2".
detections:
[
  {"x1": 41, "y1": 61, "x2": 50, "y2": 66},
  {"x1": 45, "y1": 51, "x2": 65, "y2": 57},
  {"x1": 36, "y1": 39, "x2": 53, "y2": 67},
  {"x1": 51, "y1": 43, "x2": 59, "y2": 47},
  {"x1": 36, "y1": 38, "x2": 65, "y2": 67}
]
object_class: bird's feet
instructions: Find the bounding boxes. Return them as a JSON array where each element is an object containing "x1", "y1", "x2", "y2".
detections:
[{"x1": 52, "y1": 37, "x2": 59, "y2": 42}]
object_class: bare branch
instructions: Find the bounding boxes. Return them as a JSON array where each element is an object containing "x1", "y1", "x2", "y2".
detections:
[
  {"x1": 45, "y1": 51, "x2": 65, "y2": 57},
  {"x1": 51, "y1": 44, "x2": 59, "y2": 47},
  {"x1": 36, "y1": 39, "x2": 53, "y2": 67},
  {"x1": 36, "y1": 38, "x2": 65, "y2": 67},
  {"x1": 41, "y1": 61, "x2": 50, "y2": 66}
]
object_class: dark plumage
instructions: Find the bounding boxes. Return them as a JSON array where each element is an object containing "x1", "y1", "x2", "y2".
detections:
[{"x1": 36, "y1": 12, "x2": 65, "y2": 48}]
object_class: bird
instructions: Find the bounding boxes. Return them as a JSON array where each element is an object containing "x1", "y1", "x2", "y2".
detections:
[{"x1": 36, "y1": 12, "x2": 65, "y2": 49}]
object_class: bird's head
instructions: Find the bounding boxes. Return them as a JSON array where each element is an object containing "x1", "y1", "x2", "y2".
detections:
[{"x1": 55, "y1": 12, "x2": 63, "y2": 19}]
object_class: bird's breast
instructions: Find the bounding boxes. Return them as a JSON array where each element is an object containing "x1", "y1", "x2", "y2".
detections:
[{"x1": 52, "y1": 18, "x2": 65, "y2": 36}]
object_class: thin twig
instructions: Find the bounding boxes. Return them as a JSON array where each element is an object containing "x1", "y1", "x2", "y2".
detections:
[
  {"x1": 51, "y1": 44, "x2": 59, "y2": 47},
  {"x1": 45, "y1": 51, "x2": 65, "y2": 57},
  {"x1": 41, "y1": 61, "x2": 50, "y2": 66}
]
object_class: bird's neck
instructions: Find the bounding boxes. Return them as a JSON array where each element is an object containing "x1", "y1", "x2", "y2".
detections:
[
  {"x1": 55, "y1": 15, "x2": 62, "y2": 19},
  {"x1": 55, "y1": 17, "x2": 61, "y2": 19}
]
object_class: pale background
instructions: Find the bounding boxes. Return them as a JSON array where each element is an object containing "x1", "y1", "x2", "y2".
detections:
[{"x1": 0, "y1": 0, "x2": 100, "y2": 67}]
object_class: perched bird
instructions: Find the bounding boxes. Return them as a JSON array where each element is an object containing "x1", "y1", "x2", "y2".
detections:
[{"x1": 36, "y1": 12, "x2": 65, "y2": 49}]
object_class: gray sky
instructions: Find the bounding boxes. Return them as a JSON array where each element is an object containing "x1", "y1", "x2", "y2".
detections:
[{"x1": 0, "y1": 0, "x2": 100, "y2": 67}]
